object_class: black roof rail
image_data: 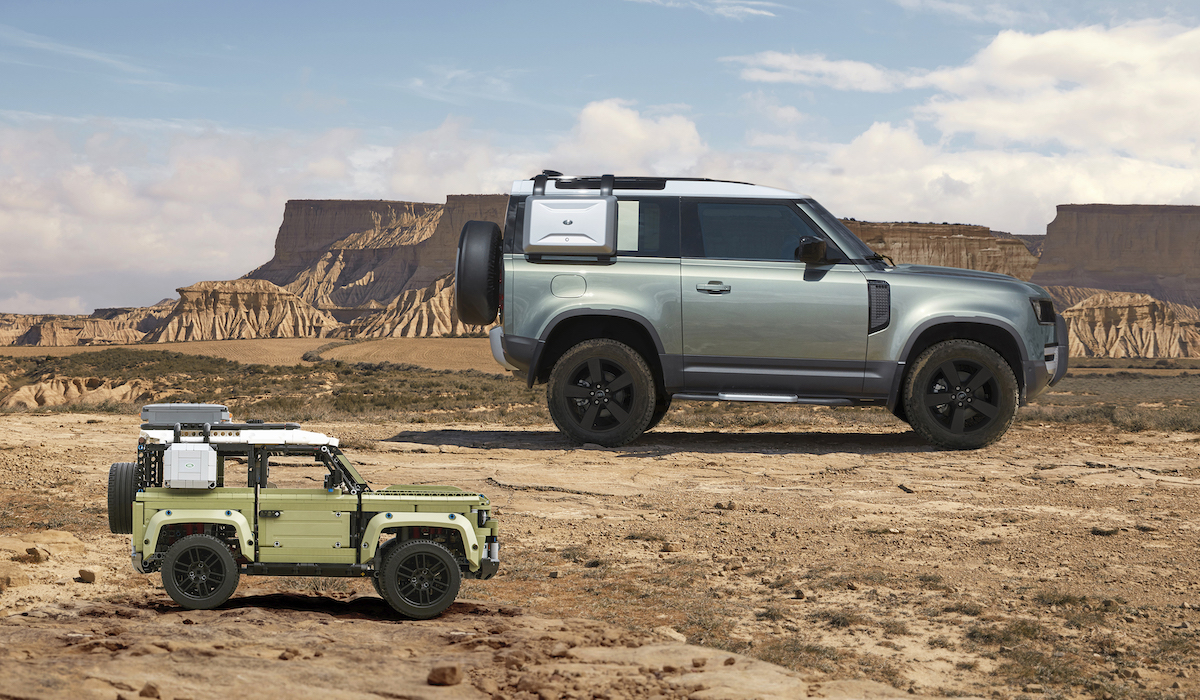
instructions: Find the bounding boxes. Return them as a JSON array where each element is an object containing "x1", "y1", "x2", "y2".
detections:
[{"x1": 528, "y1": 174, "x2": 756, "y2": 190}]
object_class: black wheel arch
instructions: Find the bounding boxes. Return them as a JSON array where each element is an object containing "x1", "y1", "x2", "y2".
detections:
[
  {"x1": 889, "y1": 319, "x2": 1027, "y2": 418},
  {"x1": 532, "y1": 311, "x2": 668, "y2": 393}
]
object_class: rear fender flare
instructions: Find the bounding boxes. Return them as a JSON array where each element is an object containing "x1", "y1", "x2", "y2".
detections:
[
  {"x1": 141, "y1": 509, "x2": 254, "y2": 558},
  {"x1": 362, "y1": 512, "x2": 481, "y2": 571}
]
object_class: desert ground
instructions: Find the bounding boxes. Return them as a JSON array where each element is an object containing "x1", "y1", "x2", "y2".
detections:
[{"x1": 1, "y1": 340, "x2": 1198, "y2": 700}]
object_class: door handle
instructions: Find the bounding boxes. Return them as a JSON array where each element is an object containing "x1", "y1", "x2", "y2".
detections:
[{"x1": 696, "y1": 281, "x2": 731, "y2": 294}]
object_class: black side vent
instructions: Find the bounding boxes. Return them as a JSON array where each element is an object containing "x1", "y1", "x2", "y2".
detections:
[{"x1": 868, "y1": 280, "x2": 890, "y2": 334}]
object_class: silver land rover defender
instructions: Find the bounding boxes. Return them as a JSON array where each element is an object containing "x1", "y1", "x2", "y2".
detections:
[{"x1": 455, "y1": 172, "x2": 1067, "y2": 450}]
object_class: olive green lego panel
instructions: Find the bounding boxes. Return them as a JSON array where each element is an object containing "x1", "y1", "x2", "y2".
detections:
[
  {"x1": 360, "y1": 491, "x2": 486, "y2": 513},
  {"x1": 360, "y1": 512, "x2": 482, "y2": 570},
  {"x1": 333, "y1": 454, "x2": 368, "y2": 486},
  {"x1": 138, "y1": 509, "x2": 254, "y2": 558},
  {"x1": 135, "y1": 489, "x2": 255, "y2": 557},
  {"x1": 257, "y1": 490, "x2": 356, "y2": 564}
]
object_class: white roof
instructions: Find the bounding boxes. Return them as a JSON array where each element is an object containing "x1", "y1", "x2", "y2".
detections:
[
  {"x1": 511, "y1": 178, "x2": 808, "y2": 199},
  {"x1": 140, "y1": 427, "x2": 339, "y2": 447}
]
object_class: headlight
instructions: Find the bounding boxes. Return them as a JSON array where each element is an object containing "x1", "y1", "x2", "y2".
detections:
[{"x1": 1030, "y1": 298, "x2": 1055, "y2": 324}]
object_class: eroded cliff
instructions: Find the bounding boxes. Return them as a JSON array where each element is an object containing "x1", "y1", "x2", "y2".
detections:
[
  {"x1": 840, "y1": 221, "x2": 1039, "y2": 281},
  {"x1": 245, "y1": 195, "x2": 508, "y2": 318},
  {"x1": 1031, "y1": 204, "x2": 1200, "y2": 307},
  {"x1": 148, "y1": 279, "x2": 339, "y2": 343},
  {"x1": 1063, "y1": 292, "x2": 1200, "y2": 358}
]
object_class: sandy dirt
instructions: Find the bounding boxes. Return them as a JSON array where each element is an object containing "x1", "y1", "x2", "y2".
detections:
[{"x1": 1, "y1": 412, "x2": 1198, "y2": 699}]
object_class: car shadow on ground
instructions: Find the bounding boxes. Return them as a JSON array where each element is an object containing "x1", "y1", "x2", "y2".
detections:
[
  {"x1": 384, "y1": 428, "x2": 934, "y2": 455},
  {"x1": 208, "y1": 593, "x2": 493, "y2": 621}
]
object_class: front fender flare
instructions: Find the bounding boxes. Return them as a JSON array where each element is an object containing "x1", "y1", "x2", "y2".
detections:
[
  {"x1": 361, "y1": 512, "x2": 481, "y2": 571},
  {"x1": 140, "y1": 509, "x2": 254, "y2": 559}
]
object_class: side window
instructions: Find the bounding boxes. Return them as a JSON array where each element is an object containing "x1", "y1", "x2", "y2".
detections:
[
  {"x1": 616, "y1": 197, "x2": 680, "y2": 257},
  {"x1": 682, "y1": 200, "x2": 844, "y2": 262}
]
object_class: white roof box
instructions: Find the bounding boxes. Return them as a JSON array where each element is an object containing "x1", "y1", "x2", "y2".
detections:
[{"x1": 523, "y1": 195, "x2": 617, "y2": 255}]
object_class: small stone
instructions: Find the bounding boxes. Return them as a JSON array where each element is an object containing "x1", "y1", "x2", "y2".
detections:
[
  {"x1": 138, "y1": 682, "x2": 161, "y2": 698},
  {"x1": 1172, "y1": 681, "x2": 1183, "y2": 689},
  {"x1": 846, "y1": 581, "x2": 859, "y2": 590},
  {"x1": 1179, "y1": 669, "x2": 1191, "y2": 678},
  {"x1": 549, "y1": 642, "x2": 571, "y2": 658},
  {"x1": 662, "y1": 664, "x2": 680, "y2": 673},
  {"x1": 724, "y1": 656, "x2": 736, "y2": 666},
  {"x1": 498, "y1": 606, "x2": 522, "y2": 616},
  {"x1": 279, "y1": 648, "x2": 301, "y2": 660},
  {"x1": 549, "y1": 571, "x2": 561, "y2": 579},
  {"x1": 1022, "y1": 684, "x2": 1044, "y2": 693},
  {"x1": 25, "y1": 547, "x2": 50, "y2": 563},
  {"x1": 692, "y1": 657, "x2": 707, "y2": 668},
  {"x1": 653, "y1": 626, "x2": 687, "y2": 643},
  {"x1": 794, "y1": 589, "x2": 806, "y2": 599},
  {"x1": 475, "y1": 678, "x2": 500, "y2": 694},
  {"x1": 78, "y1": 569, "x2": 97, "y2": 584},
  {"x1": 427, "y1": 664, "x2": 463, "y2": 686},
  {"x1": 662, "y1": 543, "x2": 682, "y2": 553}
]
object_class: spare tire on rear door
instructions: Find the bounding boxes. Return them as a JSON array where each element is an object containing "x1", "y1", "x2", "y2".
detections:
[
  {"x1": 455, "y1": 220, "x2": 503, "y2": 326},
  {"x1": 107, "y1": 461, "x2": 137, "y2": 534}
]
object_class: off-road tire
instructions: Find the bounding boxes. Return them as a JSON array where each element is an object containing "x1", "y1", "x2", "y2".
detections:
[
  {"x1": 645, "y1": 395, "x2": 672, "y2": 432},
  {"x1": 371, "y1": 537, "x2": 401, "y2": 597},
  {"x1": 107, "y1": 462, "x2": 137, "y2": 534},
  {"x1": 455, "y1": 220, "x2": 502, "y2": 326},
  {"x1": 904, "y1": 340, "x2": 1018, "y2": 450},
  {"x1": 161, "y1": 534, "x2": 240, "y2": 610},
  {"x1": 547, "y1": 339, "x2": 656, "y2": 447},
  {"x1": 379, "y1": 540, "x2": 462, "y2": 619}
]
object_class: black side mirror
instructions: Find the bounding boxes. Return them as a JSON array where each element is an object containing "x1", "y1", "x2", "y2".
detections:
[{"x1": 796, "y1": 236, "x2": 827, "y2": 264}]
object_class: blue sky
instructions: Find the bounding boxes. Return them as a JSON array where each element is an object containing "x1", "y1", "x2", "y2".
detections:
[{"x1": 2, "y1": 0, "x2": 1198, "y2": 313}]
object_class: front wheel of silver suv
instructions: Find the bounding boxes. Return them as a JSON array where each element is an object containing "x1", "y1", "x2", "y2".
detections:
[
  {"x1": 904, "y1": 339, "x2": 1018, "y2": 450},
  {"x1": 547, "y1": 339, "x2": 656, "y2": 447}
]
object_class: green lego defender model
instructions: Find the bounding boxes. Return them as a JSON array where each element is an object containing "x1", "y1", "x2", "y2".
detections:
[{"x1": 107, "y1": 403, "x2": 499, "y2": 619}]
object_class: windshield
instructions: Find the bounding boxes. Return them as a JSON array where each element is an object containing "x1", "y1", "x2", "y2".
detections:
[{"x1": 797, "y1": 198, "x2": 882, "y2": 263}]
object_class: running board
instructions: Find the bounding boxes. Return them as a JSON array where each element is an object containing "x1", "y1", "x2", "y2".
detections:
[{"x1": 673, "y1": 393, "x2": 855, "y2": 406}]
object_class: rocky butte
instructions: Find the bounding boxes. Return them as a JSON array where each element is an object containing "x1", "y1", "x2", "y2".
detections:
[
  {"x1": 1031, "y1": 204, "x2": 1200, "y2": 307},
  {"x1": 244, "y1": 195, "x2": 508, "y2": 322}
]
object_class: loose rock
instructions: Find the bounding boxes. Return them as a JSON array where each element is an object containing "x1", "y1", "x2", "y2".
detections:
[
  {"x1": 78, "y1": 569, "x2": 97, "y2": 584},
  {"x1": 427, "y1": 664, "x2": 463, "y2": 686}
]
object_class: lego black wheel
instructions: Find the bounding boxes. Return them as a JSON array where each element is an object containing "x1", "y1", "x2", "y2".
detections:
[
  {"x1": 106, "y1": 462, "x2": 137, "y2": 534},
  {"x1": 455, "y1": 220, "x2": 502, "y2": 326},
  {"x1": 547, "y1": 339, "x2": 656, "y2": 447},
  {"x1": 371, "y1": 538, "x2": 400, "y2": 597},
  {"x1": 379, "y1": 540, "x2": 462, "y2": 620},
  {"x1": 161, "y1": 534, "x2": 240, "y2": 610},
  {"x1": 903, "y1": 339, "x2": 1018, "y2": 450}
]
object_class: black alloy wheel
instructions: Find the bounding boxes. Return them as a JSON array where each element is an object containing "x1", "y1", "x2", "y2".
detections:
[
  {"x1": 904, "y1": 339, "x2": 1018, "y2": 450},
  {"x1": 380, "y1": 540, "x2": 461, "y2": 619},
  {"x1": 547, "y1": 339, "x2": 656, "y2": 447},
  {"x1": 161, "y1": 534, "x2": 240, "y2": 610}
]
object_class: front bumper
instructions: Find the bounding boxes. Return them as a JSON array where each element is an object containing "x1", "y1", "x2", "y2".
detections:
[{"x1": 1024, "y1": 314, "x2": 1069, "y2": 402}]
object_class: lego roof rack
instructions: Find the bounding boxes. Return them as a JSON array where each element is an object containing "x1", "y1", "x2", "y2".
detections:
[{"x1": 140, "y1": 421, "x2": 302, "y2": 432}]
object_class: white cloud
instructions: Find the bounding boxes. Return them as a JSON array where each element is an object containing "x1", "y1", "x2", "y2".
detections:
[
  {"x1": 0, "y1": 23, "x2": 150, "y2": 74},
  {"x1": 624, "y1": 0, "x2": 786, "y2": 19},
  {"x1": 0, "y1": 292, "x2": 85, "y2": 315},
  {"x1": 918, "y1": 22, "x2": 1200, "y2": 164},
  {"x1": 889, "y1": 0, "x2": 1047, "y2": 25},
  {"x1": 725, "y1": 51, "x2": 917, "y2": 92}
]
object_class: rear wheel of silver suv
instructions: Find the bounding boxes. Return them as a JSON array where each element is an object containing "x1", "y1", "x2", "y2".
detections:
[
  {"x1": 904, "y1": 340, "x2": 1018, "y2": 450},
  {"x1": 547, "y1": 339, "x2": 656, "y2": 447}
]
